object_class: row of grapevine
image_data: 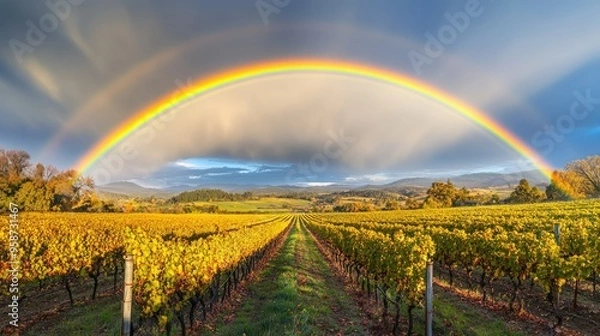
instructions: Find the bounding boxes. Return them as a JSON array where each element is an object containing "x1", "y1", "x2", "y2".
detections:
[
  {"x1": 0, "y1": 213, "x2": 286, "y2": 307},
  {"x1": 312, "y1": 200, "x2": 600, "y2": 327},
  {"x1": 318, "y1": 199, "x2": 600, "y2": 233},
  {"x1": 319, "y1": 214, "x2": 599, "y2": 309},
  {"x1": 304, "y1": 216, "x2": 434, "y2": 335},
  {"x1": 124, "y1": 216, "x2": 291, "y2": 334}
]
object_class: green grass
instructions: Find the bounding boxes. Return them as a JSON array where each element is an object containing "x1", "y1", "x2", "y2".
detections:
[
  {"x1": 396, "y1": 289, "x2": 526, "y2": 336},
  {"x1": 433, "y1": 291, "x2": 525, "y2": 336},
  {"x1": 193, "y1": 197, "x2": 311, "y2": 212},
  {"x1": 210, "y1": 221, "x2": 368, "y2": 335},
  {"x1": 23, "y1": 295, "x2": 122, "y2": 336}
]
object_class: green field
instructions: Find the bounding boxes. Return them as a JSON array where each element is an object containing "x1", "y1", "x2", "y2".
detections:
[{"x1": 193, "y1": 197, "x2": 312, "y2": 212}]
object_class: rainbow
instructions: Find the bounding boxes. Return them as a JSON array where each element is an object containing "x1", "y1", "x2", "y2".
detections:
[{"x1": 73, "y1": 58, "x2": 554, "y2": 179}]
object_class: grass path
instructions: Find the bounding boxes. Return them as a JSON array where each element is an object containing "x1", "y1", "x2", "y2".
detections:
[{"x1": 209, "y1": 219, "x2": 369, "y2": 335}]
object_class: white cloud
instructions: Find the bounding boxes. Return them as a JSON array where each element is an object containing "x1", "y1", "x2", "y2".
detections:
[
  {"x1": 298, "y1": 182, "x2": 336, "y2": 187},
  {"x1": 345, "y1": 174, "x2": 395, "y2": 183}
]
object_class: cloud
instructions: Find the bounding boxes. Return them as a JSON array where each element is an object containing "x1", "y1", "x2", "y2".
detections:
[
  {"x1": 435, "y1": 2, "x2": 600, "y2": 116},
  {"x1": 63, "y1": 16, "x2": 106, "y2": 73},
  {"x1": 298, "y1": 182, "x2": 336, "y2": 187},
  {"x1": 129, "y1": 162, "x2": 296, "y2": 188},
  {"x1": 41, "y1": 21, "x2": 424, "y2": 156},
  {"x1": 3, "y1": 0, "x2": 598, "y2": 175},
  {"x1": 345, "y1": 174, "x2": 395, "y2": 183},
  {"x1": 187, "y1": 167, "x2": 251, "y2": 179},
  {"x1": 86, "y1": 73, "x2": 519, "y2": 183},
  {"x1": 0, "y1": 75, "x2": 63, "y2": 130},
  {"x1": 21, "y1": 58, "x2": 62, "y2": 103}
]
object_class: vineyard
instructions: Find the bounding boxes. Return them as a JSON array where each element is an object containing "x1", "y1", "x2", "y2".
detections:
[
  {"x1": 305, "y1": 199, "x2": 600, "y2": 334},
  {"x1": 1, "y1": 212, "x2": 290, "y2": 334},
  {"x1": 2, "y1": 200, "x2": 599, "y2": 335}
]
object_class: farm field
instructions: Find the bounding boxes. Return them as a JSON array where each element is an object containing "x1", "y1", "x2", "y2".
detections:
[
  {"x1": 2, "y1": 200, "x2": 600, "y2": 335},
  {"x1": 192, "y1": 197, "x2": 312, "y2": 213}
]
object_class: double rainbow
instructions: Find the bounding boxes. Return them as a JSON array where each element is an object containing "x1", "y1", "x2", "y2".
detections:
[{"x1": 73, "y1": 58, "x2": 554, "y2": 179}]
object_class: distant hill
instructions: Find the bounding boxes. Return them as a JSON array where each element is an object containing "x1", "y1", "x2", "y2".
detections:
[
  {"x1": 96, "y1": 182, "x2": 176, "y2": 198},
  {"x1": 96, "y1": 170, "x2": 549, "y2": 198},
  {"x1": 356, "y1": 170, "x2": 548, "y2": 194}
]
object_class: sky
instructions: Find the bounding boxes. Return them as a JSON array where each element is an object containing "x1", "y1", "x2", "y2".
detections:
[{"x1": 1, "y1": 0, "x2": 599, "y2": 187}]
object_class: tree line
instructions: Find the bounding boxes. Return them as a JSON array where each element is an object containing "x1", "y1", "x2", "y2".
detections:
[
  {"x1": 332, "y1": 155, "x2": 600, "y2": 212},
  {"x1": 0, "y1": 148, "x2": 109, "y2": 212},
  {"x1": 169, "y1": 189, "x2": 254, "y2": 203},
  {"x1": 3, "y1": 146, "x2": 598, "y2": 213},
  {"x1": 419, "y1": 155, "x2": 600, "y2": 209}
]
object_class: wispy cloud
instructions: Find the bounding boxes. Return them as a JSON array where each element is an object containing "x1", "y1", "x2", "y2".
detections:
[
  {"x1": 434, "y1": 2, "x2": 600, "y2": 116},
  {"x1": 22, "y1": 58, "x2": 62, "y2": 103}
]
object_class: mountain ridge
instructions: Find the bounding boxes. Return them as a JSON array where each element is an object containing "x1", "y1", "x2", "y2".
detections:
[{"x1": 96, "y1": 170, "x2": 549, "y2": 198}]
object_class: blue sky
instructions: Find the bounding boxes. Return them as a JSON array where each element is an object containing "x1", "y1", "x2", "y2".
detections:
[{"x1": 1, "y1": 0, "x2": 599, "y2": 186}]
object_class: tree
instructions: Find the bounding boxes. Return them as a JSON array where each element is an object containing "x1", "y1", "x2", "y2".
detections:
[
  {"x1": 423, "y1": 180, "x2": 457, "y2": 208},
  {"x1": 422, "y1": 180, "x2": 477, "y2": 208},
  {"x1": 453, "y1": 187, "x2": 471, "y2": 206},
  {"x1": 0, "y1": 148, "x2": 31, "y2": 192},
  {"x1": 333, "y1": 202, "x2": 365, "y2": 212},
  {"x1": 546, "y1": 170, "x2": 587, "y2": 200},
  {"x1": 32, "y1": 163, "x2": 46, "y2": 187},
  {"x1": 508, "y1": 179, "x2": 545, "y2": 203},
  {"x1": 383, "y1": 199, "x2": 400, "y2": 211},
  {"x1": 566, "y1": 156, "x2": 600, "y2": 196},
  {"x1": 0, "y1": 148, "x2": 101, "y2": 213},
  {"x1": 0, "y1": 149, "x2": 9, "y2": 188},
  {"x1": 46, "y1": 169, "x2": 95, "y2": 211},
  {"x1": 15, "y1": 181, "x2": 53, "y2": 211},
  {"x1": 403, "y1": 197, "x2": 421, "y2": 210},
  {"x1": 4, "y1": 149, "x2": 30, "y2": 184},
  {"x1": 170, "y1": 189, "x2": 250, "y2": 203},
  {"x1": 1, "y1": 149, "x2": 32, "y2": 212},
  {"x1": 72, "y1": 193, "x2": 116, "y2": 212},
  {"x1": 488, "y1": 193, "x2": 501, "y2": 205}
]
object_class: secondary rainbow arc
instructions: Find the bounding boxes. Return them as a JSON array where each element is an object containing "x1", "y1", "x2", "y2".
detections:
[{"x1": 73, "y1": 58, "x2": 554, "y2": 180}]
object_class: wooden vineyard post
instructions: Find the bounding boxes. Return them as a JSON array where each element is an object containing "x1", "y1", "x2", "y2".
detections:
[
  {"x1": 425, "y1": 260, "x2": 433, "y2": 336},
  {"x1": 554, "y1": 224, "x2": 561, "y2": 306},
  {"x1": 122, "y1": 255, "x2": 134, "y2": 336},
  {"x1": 552, "y1": 224, "x2": 561, "y2": 325}
]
